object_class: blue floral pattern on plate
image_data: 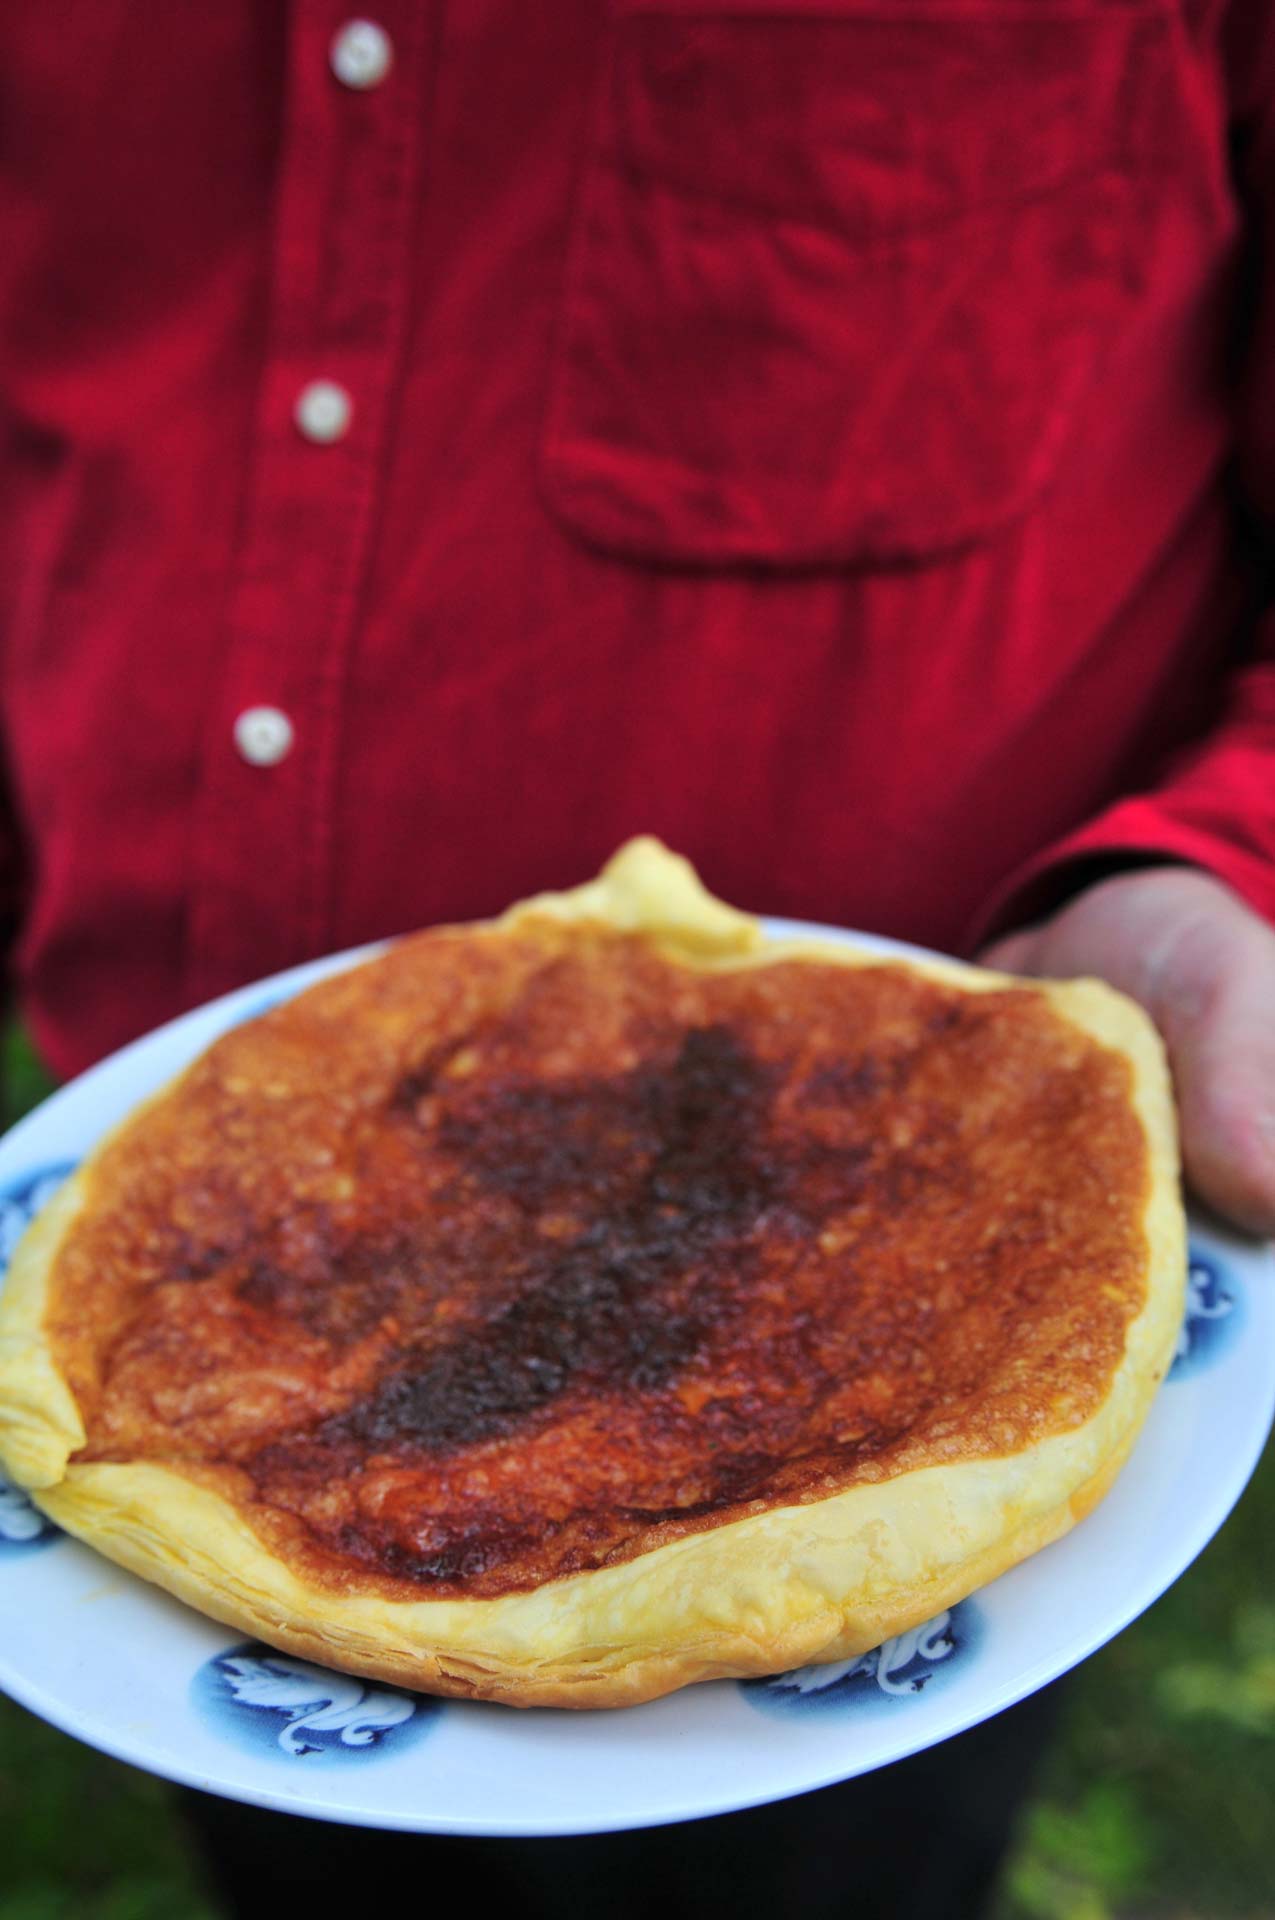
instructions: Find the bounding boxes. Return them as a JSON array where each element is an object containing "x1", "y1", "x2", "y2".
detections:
[
  {"x1": 1171, "y1": 1247, "x2": 1241, "y2": 1379},
  {"x1": 0, "y1": 1163, "x2": 78, "y2": 1277},
  {"x1": 0, "y1": 1475, "x2": 60, "y2": 1554},
  {"x1": 740, "y1": 1602, "x2": 981, "y2": 1718},
  {"x1": 193, "y1": 1643, "x2": 441, "y2": 1760},
  {"x1": 0, "y1": 1164, "x2": 77, "y2": 1553}
]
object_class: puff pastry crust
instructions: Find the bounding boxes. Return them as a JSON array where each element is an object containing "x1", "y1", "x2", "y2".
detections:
[{"x1": 0, "y1": 840, "x2": 1185, "y2": 1707}]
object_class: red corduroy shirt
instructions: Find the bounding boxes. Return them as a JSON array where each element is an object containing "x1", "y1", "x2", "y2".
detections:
[{"x1": 3, "y1": 1, "x2": 1275, "y2": 1082}]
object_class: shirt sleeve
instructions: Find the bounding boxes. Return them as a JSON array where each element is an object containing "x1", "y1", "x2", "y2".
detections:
[{"x1": 971, "y1": 1, "x2": 1275, "y2": 942}]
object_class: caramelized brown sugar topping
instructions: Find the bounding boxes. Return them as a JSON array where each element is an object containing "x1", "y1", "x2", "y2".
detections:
[{"x1": 49, "y1": 920, "x2": 1150, "y2": 1600}]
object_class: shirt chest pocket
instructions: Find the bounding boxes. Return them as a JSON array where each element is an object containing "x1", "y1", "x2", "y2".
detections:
[{"x1": 541, "y1": 0, "x2": 1172, "y2": 568}]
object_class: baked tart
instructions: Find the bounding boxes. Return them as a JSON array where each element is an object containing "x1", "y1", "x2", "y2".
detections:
[{"x1": 0, "y1": 841, "x2": 1185, "y2": 1706}]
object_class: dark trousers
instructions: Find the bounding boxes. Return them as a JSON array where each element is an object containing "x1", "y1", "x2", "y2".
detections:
[{"x1": 183, "y1": 1679, "x2": 1063, "y2": 1919}]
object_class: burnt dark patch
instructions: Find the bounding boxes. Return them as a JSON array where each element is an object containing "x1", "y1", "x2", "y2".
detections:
[
  {"x1": 254, "y1": 1026, "x2": 783, "y2": 1472},
  {"x1": 237, "y1": 1231, "x2": 441, "y2": 1348},
  {"x1": 925, "y1": 1002, "x2": 978, "y2": 1038},
  {"x1": 324, "y1": 1230, "x2": 712, "y2": 1455},
  {"x1": 334, "y1": 1512, "x2": 550, "y2": 1587},
  {"x1": 800, "y1": 1056, "x2": 898, "y2": 1105},
  {"x1": 784, "y1": 1138, "x2": 875, "y2": 1220},
  {"x1": 237, "y1": 1263, "x2": 295, "y2": 1314},
  {"x1": 389, "y1": 1036, "x2": 475, "y2": 1114},
  {"x1": 436, "y1": 1075, "x2": 644, "y2": 1204},
  {"x1": 164, "y1": 1238, "x2": 238, "y2": 1283},
  {"x1": 433, "y1": 1023, "x2": 769, "y2": 1213}
]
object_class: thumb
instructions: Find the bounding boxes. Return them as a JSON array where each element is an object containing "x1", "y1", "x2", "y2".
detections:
[
  {"x1": 1150, "y1": 910, "x2": 1275, "y2": 1238},
  {"x1": 980, "y1": 871, "x2": 1275, "y2": 1237}
]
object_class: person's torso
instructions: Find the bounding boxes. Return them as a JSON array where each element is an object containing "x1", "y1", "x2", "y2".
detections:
[{"x1": 0, "y1": 0, "x2": 1256, "y2": 1073}]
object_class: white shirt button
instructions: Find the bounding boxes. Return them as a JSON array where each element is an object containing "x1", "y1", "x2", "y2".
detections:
[
  {"x1": 294, "y1": 379, "x2": 352, "y2": 445},
  {"x1": 330, "y1": 20, "x2": 393, "y2": 90},
  {"x1": 234, "y1": 707, "x2": 295, "y2": 768}
]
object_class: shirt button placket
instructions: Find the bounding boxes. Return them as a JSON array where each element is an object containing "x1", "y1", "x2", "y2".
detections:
[{"x1": 189, "y1": 7, "x2": 418, "y2": 1005}]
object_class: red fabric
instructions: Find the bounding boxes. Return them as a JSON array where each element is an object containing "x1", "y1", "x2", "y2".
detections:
[{"x1": 2, "y1": 1, "x2": 1275, "y2": 1080}]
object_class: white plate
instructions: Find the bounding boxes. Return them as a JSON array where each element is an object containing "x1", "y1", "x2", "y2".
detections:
[{"x1": 1, "y1": 922, "x2": 1271, "y2": 1836}]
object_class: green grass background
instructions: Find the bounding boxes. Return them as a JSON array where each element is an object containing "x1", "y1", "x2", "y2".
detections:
[{"x1": 2, "y1": 1026, "x2": 1273, "y2": 1920}]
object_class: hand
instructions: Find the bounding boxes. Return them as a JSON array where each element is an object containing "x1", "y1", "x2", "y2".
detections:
[{"x1": 981, "y1": 867, "x2": 1275, "y2": 1237}]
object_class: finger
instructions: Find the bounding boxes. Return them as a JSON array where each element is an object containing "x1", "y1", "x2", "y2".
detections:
[
  {"x1": 1161, "y1": 933, "x2": 1275, "y2": 1238},
  {"x1": 977, "y1": 871, "x2": 1275, "y2": 1236},
  {"x1": 1085, "y1": 882, "x2": 1275, "y2": 1235}
]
